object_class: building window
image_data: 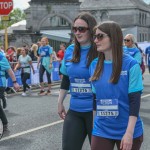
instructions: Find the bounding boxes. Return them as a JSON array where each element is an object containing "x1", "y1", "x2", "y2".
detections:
[
  {"x1": 142, "y1": 33, "x2": 144, "y2": 41},
  {"x1": 139, "y1": 13, "x2": 141, "y2": 25},
  {"x1": 101, "y1": 12, "x2": 108, "y2": 22},
  {"x1": 59, "y1": 18, "x2": 69, "y2": 26},
  {"x1": 140, "y1": 33, "x2": 142, "y2": 42},
  {"x1": 145, "y1": 14, "x2": 147, "y2": 25},
  {"x1": 50, "y1": 16, "x2": 69, "y2": 27}
]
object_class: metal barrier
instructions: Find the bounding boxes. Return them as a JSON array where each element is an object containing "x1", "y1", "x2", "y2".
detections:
[{"x1": 7, "y1": 61, "x2": 61, "y2": 88}]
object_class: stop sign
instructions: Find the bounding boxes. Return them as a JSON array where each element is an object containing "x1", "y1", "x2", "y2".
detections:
[{"x1": 0, "y1": 0, "x2": 13, "y2": 16}]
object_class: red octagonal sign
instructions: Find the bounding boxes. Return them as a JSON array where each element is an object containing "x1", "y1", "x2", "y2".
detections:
[{"x1": 0, "y1": 0, "x2": 13, "y2": 16}]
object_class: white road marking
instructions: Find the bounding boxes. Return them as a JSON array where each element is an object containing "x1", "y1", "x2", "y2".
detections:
[
  {"x1": 1, "y1": 94, "x2": 150, "y2": 142},
  {"x1": 141, "y1": 94, "x2": 150, "y2": 98},
  {"x1": 0, "y1": 120, "x2": 63, "y2": 142}
]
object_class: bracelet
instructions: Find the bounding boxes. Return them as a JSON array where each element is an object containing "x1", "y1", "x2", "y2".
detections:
[{"x1": 13, "y1": 81, "x2": 17, "y2": 83}]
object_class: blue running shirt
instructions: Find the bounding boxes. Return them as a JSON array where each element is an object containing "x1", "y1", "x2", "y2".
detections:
[
  {"x1": 89, "y1": 54, "x2": 143, "y2": 140},
  {"x1": 0, "y1": 54, "x2": 11, "y2": 87},
  {"x1": 123, "y1": 46, "x2": 142, "y2": 64},
  {"x1": 38, "y1": 45, "x2": 53, "y2": 63},
  {"x1": 145, "y1": 46, "x2": 150, "y2": 66},
  {"x1": 61, "y1": 44, "x2": 93, "y2": 112}
]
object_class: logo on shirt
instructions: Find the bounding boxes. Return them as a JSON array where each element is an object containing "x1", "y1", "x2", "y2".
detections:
[
  {"x1": 121, "y1": 71, "x2": 127, "y2": 75},
  {"x1": 74, "y1": 78, "x2": 85, "y2": 83}
]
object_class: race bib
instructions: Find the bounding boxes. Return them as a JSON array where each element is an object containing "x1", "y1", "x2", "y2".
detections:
[
  {"x1": 70, "y1": 78, "x2": 92, "y2": 96},
  {"x1": 41, "y1": 51, "x2": 46, "y2": 56},
  {"x1": 96, "y1": 99, "x2": 119, "y2": 117}
]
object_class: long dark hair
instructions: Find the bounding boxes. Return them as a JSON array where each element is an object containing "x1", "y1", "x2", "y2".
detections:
[
  {"x1": 70, "y1": 12, "x2": 98, "y2": 67},
  {"x1": 91, "y1": 21, "x2": 123, "y2": 84}
]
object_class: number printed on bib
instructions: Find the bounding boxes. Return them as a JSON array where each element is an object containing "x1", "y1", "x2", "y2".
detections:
[
  {"x1": 70, "y1": 78, "x2": 92, "y2": 96},
  {"x1": 96, "y1": 99, "x2": 119, "y2": 117}
]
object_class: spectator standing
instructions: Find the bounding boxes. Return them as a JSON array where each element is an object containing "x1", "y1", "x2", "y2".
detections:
[
  {"x1": 29, "y1": 44, "x2": 38, "y2": 61},
  {"x1": 57, "y1": 43, "x2": 66, "y2": 79}
]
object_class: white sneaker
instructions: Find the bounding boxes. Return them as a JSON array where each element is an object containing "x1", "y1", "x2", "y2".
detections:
[{"x1": 22, "y1": 92, "x2": 27, "y2": 96}]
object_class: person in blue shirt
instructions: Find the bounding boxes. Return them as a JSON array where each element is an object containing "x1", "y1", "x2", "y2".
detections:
[
  {"x1": 90, "y1": 21, "x2": 143, "y2": 150},
  {"x1": 57, "y1": 12, "x2": 98, "y2": 150},
  {"x1": 0, "y1": 53, "x2": 19, "y2": 132},
  {"x1": 123, "y1": 34, "x2": 142, "y2": 65},
  {"x1": 145, "y1": 45, "x2": 150, "y2": 73},
  {"x1": 37, "y1": 37, "x2": 53, "y2": 95}
]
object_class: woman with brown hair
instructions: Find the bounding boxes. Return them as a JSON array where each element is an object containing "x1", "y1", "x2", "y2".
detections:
[
  {"x1": 58, "y1": 12, "x2": 98, "y2": 150},
  {"x1": 14, "y1": 47, "x2": 35, "y2": 96},
  {"x1": 90, "y1": 21, "x2": 143, "y2": 150}
]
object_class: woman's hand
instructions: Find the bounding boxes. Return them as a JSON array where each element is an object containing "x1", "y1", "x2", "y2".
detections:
[
  {"x1": 13, "y1": 82, "x2": 20, "y2": 91},
  {"x1": 14, "y1": 68, "x2": 17, "y2": 72},
  {"x1": 58, "y1": 102, "x2": 66, "y2": 120},
  {"x1": 120, "y1": 132, "x2": 133, "y2": 150}
]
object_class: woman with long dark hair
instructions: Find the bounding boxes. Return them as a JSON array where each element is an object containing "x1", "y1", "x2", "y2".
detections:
[
  {"x1": 90, "y1": 21, "x2": 143, "y2": 150},
  {"x1": 58, "y1": 12, "x2": 98, "y2": 150}
]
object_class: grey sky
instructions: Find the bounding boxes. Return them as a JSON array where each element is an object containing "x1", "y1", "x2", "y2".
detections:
[{"x1": 13, "y1": 0, "x2": 30, "y2": 10}]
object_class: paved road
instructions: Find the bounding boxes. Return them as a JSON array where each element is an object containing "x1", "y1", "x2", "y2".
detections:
[{"x1": 0, "y1": 71, "x2": 150, "y2": 150}]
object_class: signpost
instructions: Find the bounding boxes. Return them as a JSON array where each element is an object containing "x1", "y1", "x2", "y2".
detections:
[{"x1": 0, "y1": 0, "x2": 13, "y2": 50}]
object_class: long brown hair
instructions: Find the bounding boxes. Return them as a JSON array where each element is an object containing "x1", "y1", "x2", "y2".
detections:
[
  {"x1": 91, "y1": 21, "x2": 123, "y2": 84},
  {"x1": 70, "y1": 12, "x2": 98, "y2": 67}
]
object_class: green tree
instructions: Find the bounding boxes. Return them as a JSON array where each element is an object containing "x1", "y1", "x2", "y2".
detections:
[
  {"x1": 8, "y1": 8, "x2": 26, "y2": 26},
  {"x1": 0, "y1": 8, "x2": 26, "y2": 30}
]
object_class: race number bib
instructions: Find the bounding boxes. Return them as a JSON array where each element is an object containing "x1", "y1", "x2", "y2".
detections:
[
  {"x1": 70, "y1": 78, "x2": 92, "y2": 96},
  {"x1": 41, "y1": 51, "x2": 46, "y2": 56},
  {"x1": 96, "y1": 99, "x2": 119, "y2": 118}
]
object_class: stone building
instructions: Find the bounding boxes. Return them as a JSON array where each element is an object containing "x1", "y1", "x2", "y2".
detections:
[
  {"x1": 80, "y1": 0, "x2": 150, "y2": 42},
  {"x1": 1, "y1": 0, "x2": 150, "y2": 49},
  {"x1": 24, "y1": 0, "x2": 80, "y2": 49},
  {"x1": 24, "y1": 0, "x2": 150, "y2": 47}
]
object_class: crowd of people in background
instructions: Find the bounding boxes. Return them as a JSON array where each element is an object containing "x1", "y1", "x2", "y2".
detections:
[{"x1": 0, "y1": 38, "x2": 67, "y2": 111}]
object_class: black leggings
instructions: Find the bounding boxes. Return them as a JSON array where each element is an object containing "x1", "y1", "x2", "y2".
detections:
[
  {"x1": 62, "y1": 109, "x2": 93, "y2": 150},
  {"x1": 39, "y1": 65, "x2": 51, "y2": 84},
  {"x1": 0, "y1": 87, "x2": 8, "y2": 125},
  {"x1": 21, "y1": 73, "x2": 30, "y2": 92}
]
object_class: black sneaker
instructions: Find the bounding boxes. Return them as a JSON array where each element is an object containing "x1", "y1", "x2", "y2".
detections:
[
  {"x1": 38, "y1": 90, "x2": 45, "y2": 96},
  {"x1": 46, "y1": 90, "x2": 51, "y2": 95}
]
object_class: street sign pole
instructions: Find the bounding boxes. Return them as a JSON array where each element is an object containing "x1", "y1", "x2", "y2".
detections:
[
  {"x1": 4, "y1": 26, "x2": 8, "y2": 50},
  {"x1": 2, "y1": 16, "x2": 10, "y2": 51}
]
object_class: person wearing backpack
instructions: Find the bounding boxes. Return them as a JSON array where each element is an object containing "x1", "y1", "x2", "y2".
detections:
[
  {"x1": 123, "y1": 34, "x2": 142, "y2": 65},
  {"x1": 123, "y1": 34, "x2": 145, "y2": 79}
]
